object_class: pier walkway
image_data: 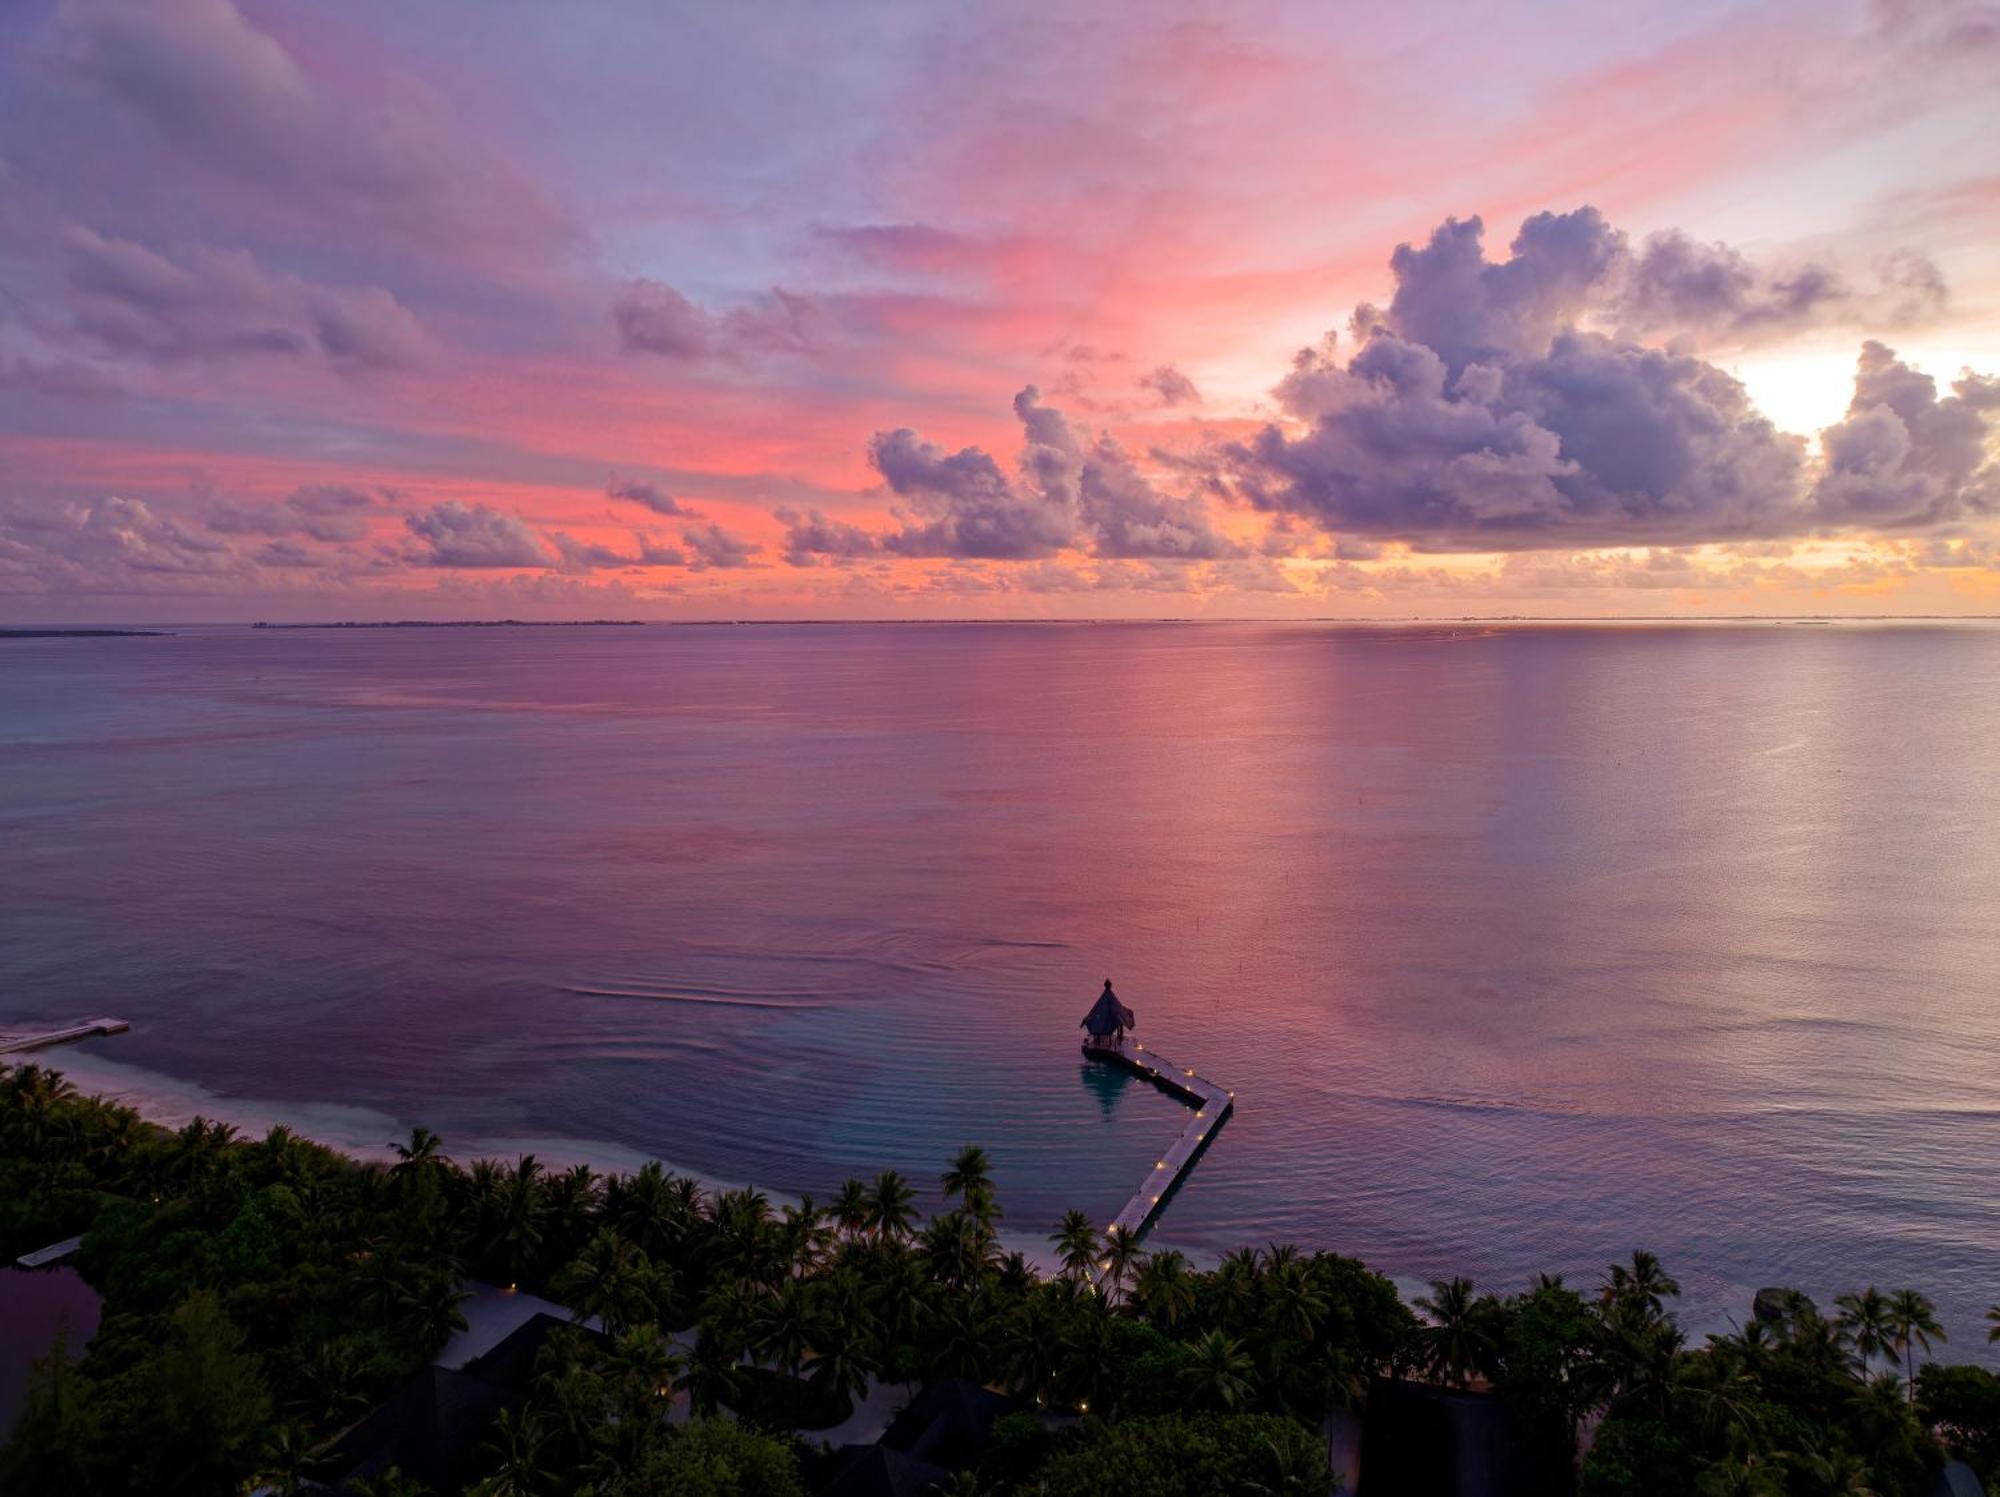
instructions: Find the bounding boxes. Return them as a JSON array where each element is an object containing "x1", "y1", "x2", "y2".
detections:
[
  {"x1": 0, "y1": 1018, "x2": 129, "y2": 1056},
  {"x1": 1084, "y1": 1036, "x2": 1233, "y2": 1251}
]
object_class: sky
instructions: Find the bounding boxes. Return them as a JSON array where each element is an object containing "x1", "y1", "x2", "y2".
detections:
[{"x1": 1, "y1": 0, "x2": 1997, "y2": 621}]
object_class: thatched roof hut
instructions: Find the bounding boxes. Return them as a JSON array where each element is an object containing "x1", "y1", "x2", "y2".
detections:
[{"x1": 1080, "y1": 981, "x2": 1136, "y2": 1040}]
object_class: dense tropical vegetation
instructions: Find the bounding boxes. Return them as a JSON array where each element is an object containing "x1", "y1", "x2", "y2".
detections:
[{"x1": 3, "y1": 1062, "x2": 1997, "y2": 1495}]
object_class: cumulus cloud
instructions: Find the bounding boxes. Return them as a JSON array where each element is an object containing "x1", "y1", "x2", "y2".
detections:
[
  {"x1": 0, "y1": 494, "x2": 239, "y2": 593},
  {"x1": 607, "y1": 477, "x2": 692, "y2": 518},
  {"x1": 64, "y1": 226, "x2": 431, "y2": 372},
  {"x1": 613, "y1": 279, "x2": 820, "y2": 362},
  {"x1": 1813, "y1": 341, "x2": 2000, "y2": 527},
  {"x1": 633, "y1": 532, "x2": 688, "y2": 566},
  {"x1": 872, "y1": 426, "x2": 1072, "y2": 559},
  {"x1": 404, "y1": 500, "x2": 550, "y2": 568},
  {"x1": 861, "y1": 388, "x2": 1237, "y2": 562},
  {"x1": 1222, "y1": 209, "x2": 1997, "y2": 550},
  {"x1": 680, "y1": 521, "x2": 760, "y2": 569},
  {"x1": 774, "y1": 506, "x2": 880, "y2": 566},
  {"x1": 549, "y1": 531, "x2": 636, "y2": 574}
]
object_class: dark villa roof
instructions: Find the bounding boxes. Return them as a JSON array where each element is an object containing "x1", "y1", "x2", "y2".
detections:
[
  {"x1": 1359, "y1": 1377, "x2": 1562, "y2": 1497},
  {"x1": 815, "y1": 1380, "x2": 1023, "y2": 1497},
  {"x1": 324, "y1": 1311, "x2": 611, "y2": 1496},
  {"x1": 1080, "y1": 988, "x2": 1137, "y2": 1036},
  {"x1": 324, "y1": 1366, "x2": 515, "y2": 1495},
  {"x1": 817, "y1": 1443, "x2": 953, "y2": 1497},
  {"x1": 881, "y1": 1378, "x2": 1018, "y2": 1467}
]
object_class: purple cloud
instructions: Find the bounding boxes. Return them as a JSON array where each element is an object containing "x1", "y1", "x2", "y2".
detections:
[
  {"x1": 614, "y1": 280, "x2": 821, "y2": 362},
  {"x1": 680, "y1": 521, "x2": 760, "y2": 569},
  {"x1": 1223, "y1": 210, "x2": 1998, "y2": 549},
  {"x1": 1813, "y1": 341, "x2": 2000, "y2": 527},
  {"x1": 607, "y1": 477, "x2": 692, "y2": 518},
  {"x1": 774, "y1": 507, "x2": 880, "y2": 566},
  {"x1": 1136, "y1": 364, "x2": 1201, "y2": 407},
  {"x1": 0, "y1": 495, "x2": 239, "y2": 593},
  {"x1": 206, "y1": 483, "x2": 376, "y2": 542},
  {"x1": 404, "y1": 501, "x2": 550, "y2": 568},
  {"x1": 864, "y1": 388, "x2": 1236, "y2": 562},
  {"x1": 64, "y1": 227, "x2": 430, "y2": 372},
  {"x1": 53, "y1": 0, "x2": 570, "y2": 258}
]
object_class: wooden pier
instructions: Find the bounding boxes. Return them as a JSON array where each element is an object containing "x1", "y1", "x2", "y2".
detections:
[
  {"x1": 0, "y1": 1017, "x2": 129, "y2": 1056},
  {"x1": 1083, "y1": 1036, "x2": 1233, "y2": 1251}
]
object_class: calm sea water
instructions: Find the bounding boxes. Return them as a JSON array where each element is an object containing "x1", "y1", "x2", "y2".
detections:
[{"x1": 3, "y1": 621, "x2": 1997, "y2": 1354}]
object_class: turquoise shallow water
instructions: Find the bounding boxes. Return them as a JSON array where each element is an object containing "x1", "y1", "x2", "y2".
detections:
[{"x1": 2, "y1": 620, "x2": 1997, "y2": 1356}]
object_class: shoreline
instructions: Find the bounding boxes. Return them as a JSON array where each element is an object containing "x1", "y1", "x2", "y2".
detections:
[{"x1": 27, "y1": 1043, "x2": 1078, "y2": 1280}]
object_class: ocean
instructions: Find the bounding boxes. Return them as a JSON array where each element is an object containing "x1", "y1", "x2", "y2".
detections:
[{"x1": 3, "y1": 620, "x2": 1997, "y2": 1355}]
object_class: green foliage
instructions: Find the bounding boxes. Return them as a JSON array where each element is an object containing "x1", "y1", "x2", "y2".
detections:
[
  {"x1": 596, "y1": 1418, "x2": 805, "y2": 1496},
  {"x1": 1, "y1": 1061, "x2": 1989, "y2": 1497},
  {"x1": 1026, "y1": 1412, "x2": 1330, "y2": 1496},
  {"x1": 1918, "y1": 1362, "x2": 2000, "y2": 1481}
]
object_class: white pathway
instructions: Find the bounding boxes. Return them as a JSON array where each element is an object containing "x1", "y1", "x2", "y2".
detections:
[{"x1": 1085, "y1": 1037, "x2": 1234, "y2": 1257}]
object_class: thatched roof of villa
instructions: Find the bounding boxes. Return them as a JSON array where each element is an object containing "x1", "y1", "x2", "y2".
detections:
[{"x1": 1080, "y1": 988, "x2": 1136, "y2": 1035}]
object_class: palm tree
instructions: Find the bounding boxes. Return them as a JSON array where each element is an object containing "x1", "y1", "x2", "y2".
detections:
[
  {"x1": 1052, "y1": 1211, "x2": 1099, "y2": 1281},
  {"x1": 494, "y1": 1155, "x2": 548, "y2": 1284},
  {"x1": 390, "y1": 1126, "x2": 446, "y2": 1175},
  {"x1": 806, "y1": 1316, "x2": 879, "y2": 1412},
  {"x1": 555, "y1": 1229, "x2": 653, "y2": 1334},
  {"x1": 607, "y1": 1161, "x2": 679, "y2": 1259},
  {"x1": 1414, "y1": 1277, "x2": 1496, "y2": 1389},
  {"x1": 1601, "y1": 1250, "x2": 1681, "y2": 1324},
  {"x1": 1101, "y1": 1228, "x2": 1146, "y2": 1297},
  {"x1": 1886, "y1": 1288, "x2": 1945, "y2": 1396},
  {"x1": 476, "y1": 1407, "x2": 555, "y2": 1497},
  {"x1": 1181, "y1": 1329, "x2": 1257, "y2": 1411},
  {"x1": 295, "y1": 1339, "x2": 372, "y2": 1426},
  {"x1": 393, "y1": 1272, "x2": 471, "y2": 1353},
  {"x1": 677, "y1": 1331, "x2": 745, "y2": 1418},
  {"x1": 1132, "y1": 1249, "x2": 1197, "y2": 1329},
  {"x1": 2, "y1": 1066, "x2": 78, "y2": 1151},
  {"x1": 996, "y1": 1250, "x2": 1036, "y2": 1293},
  {"x1": 1002, "y1": 1292, "x2": 1065, "y2": 1402},
  {"x1": 941, "y1": 1145, "x2": 993, "y2": 1202},
  {"x1": 251, "y1": 1422, "x2": 314, "y2": 1497},
  {"x1": 831, "y1": 1177, "x2": 871, "y2": 1240},
  {"x1": 751, "y1": 1277, "x2": 825, "y2": 1379},
  {"x1": 608, "y1": 1322, "x2": 683, "y2": 1411},
  {"x1": 1212, "y1": 1247, "x2": 1263, "y2": 1330},
  {"x1": 927, "y1": 1293, "x2": 999, "y2": 1382},
  {"x1": 864, "y1": 1170, "x2": 919, "y2": 1244},
  {"x1": 1263, "y1": 1261, "x2": 1329, "y2": 1347},
  {"x1": 1833, "y1": 1287, "x2": 1895, "y2": 1377},
  {"x1": 921, "y1": 1210, "x2": 996, "y2": 1292},
  {"x1": 776, "y1": 1195, "x2": 832, "y2": 1276},
  {"x1": 1986, "y1": 1304, "x2": 1999, "y2": 1344}
]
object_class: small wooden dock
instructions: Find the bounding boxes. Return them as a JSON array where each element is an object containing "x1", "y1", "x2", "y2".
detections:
[
  {"x1": 15, "y1": 1235, "x2": 85, "y2": 1269},
  {"x1": 0, "y1": 1017, "x2": 129, "y2": 1056},
  {"x1": 1084, "y1": 1036, "x2": 1234, "y2": 1249}
]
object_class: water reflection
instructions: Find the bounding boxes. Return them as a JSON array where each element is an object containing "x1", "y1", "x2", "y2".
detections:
[{"x1": 1079, "y1": 1057, "x2": 1135, "y2": 1120}]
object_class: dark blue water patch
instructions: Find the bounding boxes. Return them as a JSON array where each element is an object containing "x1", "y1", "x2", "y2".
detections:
[{"x1": 0, "y1": 1266, "x2": 100, "y2": 1441}]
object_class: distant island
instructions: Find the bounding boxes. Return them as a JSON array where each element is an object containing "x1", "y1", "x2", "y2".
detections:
[
  {"x1": 252, "y1": 619, "x2": 649, "y2": 629},
  {"x1": 0, "y1": 628, "x2": 166, "y2": 639}
]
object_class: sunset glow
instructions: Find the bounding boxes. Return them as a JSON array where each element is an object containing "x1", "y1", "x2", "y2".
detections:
[{"x1": 2, "y1": 0, "x2": 1997, "y2": 620}]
